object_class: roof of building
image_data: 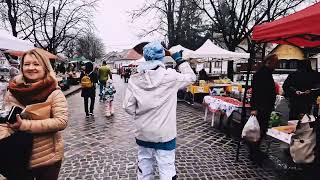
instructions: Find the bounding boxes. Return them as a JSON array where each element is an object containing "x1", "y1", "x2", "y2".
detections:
[{"x1": 120, "y1": 49, "x2": 142, "y2": 60}]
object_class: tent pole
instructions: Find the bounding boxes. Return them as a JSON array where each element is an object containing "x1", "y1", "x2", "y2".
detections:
[
  {"x1": 221, "y1": 59, "x2": 223, "y2": 74},
  {"x1": 262, "y1": 43, "x2": 266, "y2": 60},
  {"x1": 209, "y1": 58, "x2": 212, "y2": 74},
  {"x1": 236, "y1": 42, "x2": 255, "y2": 161}
]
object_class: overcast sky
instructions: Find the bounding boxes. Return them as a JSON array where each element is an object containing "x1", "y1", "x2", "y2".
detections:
[{"x1": 94, "y1": 0, "x2": 162, "y2": 53}]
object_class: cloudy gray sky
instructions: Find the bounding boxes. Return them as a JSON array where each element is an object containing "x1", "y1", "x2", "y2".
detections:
[{"x1": 94, "y1": 0, "x2": 162, "y2": 53}]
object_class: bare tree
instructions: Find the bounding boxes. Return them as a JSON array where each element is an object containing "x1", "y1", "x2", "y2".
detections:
[
  {"x1": 0, "y1": 0, "x2": 37, "y2": 38},
  {"x1": 63, "y1": 38, "x2": 77, "y2": 58},
  {"x1": 194, "y1": 0, "x2": 315, "y2": 52},
  {"x1": 0, "y1": 0, "x2": 98, "y2": 54},
  {"x1": 76, "y1": 31, "x2": 106, "y2": 62},
  {"x1": 27, "y1": 0, "x2": 98, "y2": 54},
  {"x1": 131, "y1": 0, "x2": 207, "y2": 48}
]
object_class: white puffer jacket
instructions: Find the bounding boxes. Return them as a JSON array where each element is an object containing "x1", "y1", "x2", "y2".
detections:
[{"x1": 123, "y1": 62, "x2": 196, "y2": 143}]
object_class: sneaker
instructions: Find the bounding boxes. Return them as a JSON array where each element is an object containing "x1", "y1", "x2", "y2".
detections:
[
  {"x1": 106, "y1": 112, "x2": 111, "y2": 117},
  {"x1": 85, "y1": 115, "x2": 90, "y2": 118},
  {"x1": 89, "y1": 113, "x2": 94, "y2": 116}
]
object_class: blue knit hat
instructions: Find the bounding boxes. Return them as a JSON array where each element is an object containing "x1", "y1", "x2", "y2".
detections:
[{"x1": 143, "y1": 42, "x2": 165, "y2": 61}]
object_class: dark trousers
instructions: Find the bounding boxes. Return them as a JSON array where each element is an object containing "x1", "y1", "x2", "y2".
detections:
[
  {"x1": 99, "y1": 81, "x2": 106, "y2": 98},
  {"x1": 28, "y1": 160, "x2": 62, "y2": 180},
  {"x1": 84, "y1": 96, "x2": 95, "y2": 115},
  {"x1": 124, "y1": 77, "x2": 129, "y2": 83}
]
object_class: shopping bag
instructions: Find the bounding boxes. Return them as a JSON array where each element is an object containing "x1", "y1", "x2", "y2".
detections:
[
  {"x1": 290, "y1": 116, "x2": 316, "y2": 164},
  {"x1": 241, "y1": 115, "x2": 261, "y2": 142},
  {"x1": 22, "y1": 101, "x2": 51, "y2": 120}
]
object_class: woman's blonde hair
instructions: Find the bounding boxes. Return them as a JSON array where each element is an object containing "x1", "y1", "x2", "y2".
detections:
[{"x1": 16, "y1": 48, "x2": 57, "y2": 84}]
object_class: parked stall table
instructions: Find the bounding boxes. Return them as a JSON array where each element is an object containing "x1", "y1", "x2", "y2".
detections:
[{"x1": 203, "y1": 96, "x2": 250, "y2": 128}]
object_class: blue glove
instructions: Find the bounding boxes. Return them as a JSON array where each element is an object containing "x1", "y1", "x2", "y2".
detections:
[{"x1": 171, "y1": 50, "x2": 183, "y2": 62}]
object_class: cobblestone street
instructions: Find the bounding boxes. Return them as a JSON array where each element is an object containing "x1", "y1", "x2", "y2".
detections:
[{"x1": 59, "y1": 75, "x2": 279, "y2": 180}]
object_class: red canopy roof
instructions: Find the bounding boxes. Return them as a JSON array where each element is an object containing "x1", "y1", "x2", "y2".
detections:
[{"x1": 252, "y1": 2, "x2": 320, "y2": 47}]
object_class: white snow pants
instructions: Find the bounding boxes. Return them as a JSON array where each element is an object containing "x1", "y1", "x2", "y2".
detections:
[{"x1": 138, "y1": 146, "x2": 177, "y2": 180}]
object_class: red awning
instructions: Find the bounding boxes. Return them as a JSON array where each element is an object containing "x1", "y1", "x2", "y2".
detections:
[
  {"x1": 252, "y1": 2, "x2": 320, "y2": 47},
  {"x1": 5, "y1": 48, "x2": 64, "y2": 61}
]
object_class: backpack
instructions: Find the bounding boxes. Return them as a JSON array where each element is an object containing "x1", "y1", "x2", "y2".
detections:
[{"x1": 81, "y1": 72, "x2": 93, "y2": 89}]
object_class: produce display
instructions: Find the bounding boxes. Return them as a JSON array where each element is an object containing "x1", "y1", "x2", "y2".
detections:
[
  {"x1": 269, "y1": 111, "x2": 282, "y2": 127},
  {"x1": 214, "y1": 78, "x2": 232, "y2": 84}
]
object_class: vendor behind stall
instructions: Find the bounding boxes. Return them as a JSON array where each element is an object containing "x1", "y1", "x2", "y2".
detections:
[
  {"x1": 283, "y1": 60, "x2": 319, "y2": 119},
  {"x1": 198, "y1": 68, "x2": 208, "y2": 81}
]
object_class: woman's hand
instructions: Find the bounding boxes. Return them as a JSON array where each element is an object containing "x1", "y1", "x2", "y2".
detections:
[
  {"x1": 7, "y1": 114, "x2": 22, "y2": 130},
  {"x1": 251, "y1": 110, "x2": 257, "y2": 116}
]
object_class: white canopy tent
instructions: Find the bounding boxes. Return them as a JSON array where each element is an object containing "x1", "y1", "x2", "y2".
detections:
[
  {"x1": 190, "y1": 39, "x2": 249, "y2": 60},
  {"x1": 135, "y1": 56, "x2": 176, "y2": 65},
  {"x1": 0, "y1": 30, "x2": 34, "y2": 51}
]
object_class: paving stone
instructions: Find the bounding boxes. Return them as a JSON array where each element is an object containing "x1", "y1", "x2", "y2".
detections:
[{"x1": 56, "y1": 75, "x2": 280, "y2": 180}]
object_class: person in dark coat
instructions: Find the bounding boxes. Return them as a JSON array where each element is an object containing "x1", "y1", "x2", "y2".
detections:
[
  {"x1": 80, "y1": 62, "x2": 98, "y2": 118},
  {"x1": 124, "y1": 68, "x2": 131, "y2": 83},
  {"x1": 249, "y1": 54, "x2": 278, "y2": 162},
  {"x1": 283, "y1": 60, "x2": 319, "y2": 119},
  {"x1": 198, "y1": 68, "x2": 208, "y2": 81}
]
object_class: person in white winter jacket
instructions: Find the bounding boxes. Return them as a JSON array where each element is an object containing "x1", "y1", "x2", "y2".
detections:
[{"x1": 123, "y1": 42, "x2": 196, "y2": 180}]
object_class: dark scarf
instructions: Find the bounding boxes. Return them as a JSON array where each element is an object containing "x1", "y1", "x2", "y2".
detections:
[{"x1": 8, "y1": 76, "x2": 57, "y2": 106}]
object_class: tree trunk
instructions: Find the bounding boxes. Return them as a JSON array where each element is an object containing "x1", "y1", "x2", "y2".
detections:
[
  {"x1": 167, "y1": 0, "x2": 175, "y2": 47},
  {"x1": 6, "y1": 0, "x2": 18, "y2": 37}
]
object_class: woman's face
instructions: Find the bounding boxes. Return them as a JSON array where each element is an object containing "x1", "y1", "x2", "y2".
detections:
[{"x1": 22, "y1": 54, "x2": 46, "y2": 82}]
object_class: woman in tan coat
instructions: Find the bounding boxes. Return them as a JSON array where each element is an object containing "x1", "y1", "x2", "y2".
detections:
[{"x1": 2, "y1": 48, "x2": 68, "y2": 180}]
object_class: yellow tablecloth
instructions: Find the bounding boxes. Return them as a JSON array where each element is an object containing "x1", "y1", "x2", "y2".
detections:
[{"x1": 188, "y1": 85, "x2": 210, "y2": 94}]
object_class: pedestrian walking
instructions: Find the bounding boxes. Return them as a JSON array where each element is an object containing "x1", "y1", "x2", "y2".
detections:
[
  {"x1": 104, "y1": 79, "x2": 116, "y2": 117},
  {"x1": 80, "y1": 62, "x2": 98, "y2": 118},
  {"x1": 0, "y1": 48, "x2": 68, "y2": 180},
  {"x1": 98, "y1": 61, "x2": 112, "y2": 101},
  {"x1": 249, "y1": 53, "x2": 278, "y2": 163},
  {"x1": 124, "y1": 68, "x2": 131, "y2": 83},
  {"x1": 123, "y1": 42, "x2": 196, "y2": 180}
]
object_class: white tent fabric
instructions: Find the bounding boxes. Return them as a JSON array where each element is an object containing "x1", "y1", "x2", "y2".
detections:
[
  {"x1": 136, "y1": 57, "x2": 146, "y2": 63},
  {"x1": 0, "y1": 30, "x2": 34, "y2": 51},
  {"x1": 169, "y1": 45, "x2": 195, "y2": 59},
  {"x1": 191, "y1": 39, "x2": 249, "y2": 60},
  {"x1": 135, "y1": 56, "x2": 175, "y2": 65}
]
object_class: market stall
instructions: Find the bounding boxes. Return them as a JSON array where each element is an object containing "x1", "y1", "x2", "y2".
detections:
[
  {"x1": 177, "y1": 40, "x2": 249, "y2": 104},
  {"x1": 203, "y1": 96, "x2": 250, "y2": 129},
  {"x1": 190, "y1": 39, "x2": 250, "y2": 59},
  {"x1": 236, "y1": 2, "x2": 320, "y2": 165}
]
